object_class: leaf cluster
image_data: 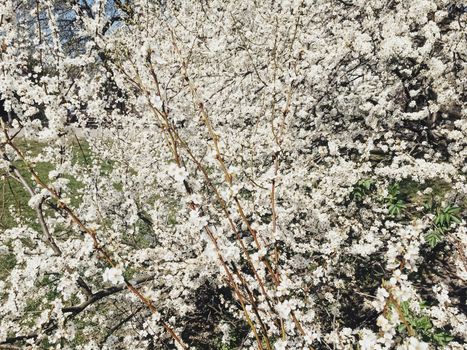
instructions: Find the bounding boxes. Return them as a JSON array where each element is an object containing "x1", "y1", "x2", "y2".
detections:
[
  {"x1": 425, "y1": 205, "x2": 461, "y2": 248},
  {"x1": 385, "y1": 183, "x2": 406, "y2": 216},
  {"x1": 397, "y1": 301, "x2": 454, "y2": 346},
  {"x1": 350, "y1": 178, "x2": 375, "y2": 202}
]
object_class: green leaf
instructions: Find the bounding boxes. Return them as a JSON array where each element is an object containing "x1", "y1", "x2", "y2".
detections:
[
  {"x1": 435, "y1": 213, "x2": 444, "y2": 226},
  {"x1": 425, "y1": 230, "x2": 443, "y2": 248},
  {"x1": 400, "y1": 301, "x2": 410, "y2": 316},
  {"x1": 388, "y1": 200, "x2": 405, "y2": 216},
  {"x1": 388, "y1": 183, "x2": 400, "y2": 197},
  {"x1": 435, "y1": 205, "x2": 462, "y2": 228},
  {"x1": 351, "y1": 179, "x2": 375, "y2": 201},
  {"x1": 397, "y1": 323, "x2": 406, "y2": 333},
  {"x1": 414, "y1": 316, "x2": 432, "y2": 331},
  {"x1": 423, "y1": 198, "x2": 434, "y2": 211},
  {"x1": 447, "y1": 206, "x2": 461, "y2": 214},
  {"x1": 419, "y1": 301, "x2": 428, "y2": 310},
  {"x1": 360, "y1": 179, "x2": 374, "y2": 190},
  {"x1": 432, "y1": 331, "x2": 454, "y2": 346}
]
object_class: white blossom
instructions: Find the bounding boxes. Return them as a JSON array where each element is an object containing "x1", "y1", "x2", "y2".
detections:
[{"x1": 102, "y1": 268, "x2": 125, "y2": 285}]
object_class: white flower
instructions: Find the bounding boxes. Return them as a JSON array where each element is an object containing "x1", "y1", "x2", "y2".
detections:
[
  {"x1": 397, "y1": 336, "x2": 429, "y2": 350},
  {"x1": 167, "y1": 163, "x2": 188, "y2": 183},
  {"x1": 359, "y1": 330, "x2": 379, "y2": 350},
  {"x1": 274, "y1": 339, "x2": 287, "y2": 350},
  {"x1": 219, "y1": 323, "x2": 231, "y2": 344},
  {"x1": 28, "y1": 190, "x2": 47, "y2": 209},
  {"x1": 262, "y1": 166, "x2": 276, "y2": 181},
  {"x1": 376, "y1": 315, "x2": 392, "y2": 332},
  {"x1": 372, "y1": 288, "x2": 389, "y2": 312},
  {"x1": 389, "y1": 269, "x2": 408, "y2": 286},
  {"x1": 275, "y1": 300, "x2": 293, "y2": 319},
  {"x1": 189, "y1": 210, "x2": 208, "y2": 229},
  {"x1": 103, "y1": 267, "x2": 125, "y2": 285},
  {"x1": 150, "y1": 94, "x2": 163, "y2": 110},
  {"x1": 328, "y1": 141, "x2": 339, "y2": 156},
  {"x1": 223, "y1": 243, "x2": 240, "y2": 263},
  {"x1": 0, "y1": 159, "x2": 9, "y2": 172},
  {"x1": 203, "y1": 240, "x2": 217, "y2": 261}
]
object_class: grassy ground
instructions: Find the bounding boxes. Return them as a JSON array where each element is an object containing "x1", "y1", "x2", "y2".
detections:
[
  {"x1": 0, "y1": 137, "x2": 90, "y2": 287},
  {"x1": 0, "y1": 138, "x2": 89, "y2": 231}
]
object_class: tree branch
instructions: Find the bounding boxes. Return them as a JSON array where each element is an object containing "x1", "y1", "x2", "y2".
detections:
[{"x1": 0, "y1": 274, "x2": 155, "y2": 345}]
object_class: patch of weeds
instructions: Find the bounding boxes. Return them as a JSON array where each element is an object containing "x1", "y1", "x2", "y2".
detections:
[
  {"x1": 396, "y1": 301, "x2": 454, "y2": 347},
  {"x1": 36, "y1": 274, "x2": 60, "y2": 302},
  {"x1": 1, "y1": 138, "x2": 89, "y2": 230},
  {"x1": 385, "y1": 183, "x2": 406, "y2": 216},
  {"x1": 398, "y1": 178, "x2": 452, "y2": 213},
  {"x1": 166, "y1": 198, "x2": 181, "y2": 226},
  {"x1": 350, "y1": 178, "x2": 375, "y2": 202},
  {"x1": 425, "y1": 204, "x2": 462, "y2": 248},
  {"x1": 0, "y1": 251, "x2": 16, "y2": 280},
  {"x1": 238, "y1": 187, "x2": 253, "y2": 200}
]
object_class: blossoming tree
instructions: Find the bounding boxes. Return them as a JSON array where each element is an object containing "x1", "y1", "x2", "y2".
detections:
[{"x1": 0, "y1": 0, "x2": 466, "y2": 349}]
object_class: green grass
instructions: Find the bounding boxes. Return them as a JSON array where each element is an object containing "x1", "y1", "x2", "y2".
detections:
[
  {"x1": 1, "y1": 160, "x2": 54, "y2": 230},
  {"x1": 0, "y1": 138, "x2": 92, "y2": 283},
  {"x1": 387, "y1": 178, "x2": 455, "y2": 219},
  {"x1": 398, "y1": 178, "x2": 452, "y2": 205},
  {"x1": 0, "y1": 251, "x2": 16, "y2": 280},
  {"x1": 0, "y1": 138, "x2": 88, "y2": 231}
]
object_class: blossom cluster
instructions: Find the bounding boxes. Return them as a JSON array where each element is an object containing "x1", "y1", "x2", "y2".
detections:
[{"x1": 0, "y1": 0, "x2": 465, "y2": 349}]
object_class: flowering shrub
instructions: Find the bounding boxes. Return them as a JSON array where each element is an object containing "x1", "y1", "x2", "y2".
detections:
[{"x1": 0, "y1": 0, "x2": 466, "y2": 349}]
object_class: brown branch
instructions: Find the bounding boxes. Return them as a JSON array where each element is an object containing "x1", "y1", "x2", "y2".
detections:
[
  {"x1": 0, "y1": 122, "x2": 187, "y2": 349},
  {"x1": 0, "y1": 274, "x2": 155, "y2": 346},
  {"x1": 8, "y1": 166, "x2": 61, "y2": 256},
  {"x1": 62, "y1": 274, "x2": 155, "y2": 314}
]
